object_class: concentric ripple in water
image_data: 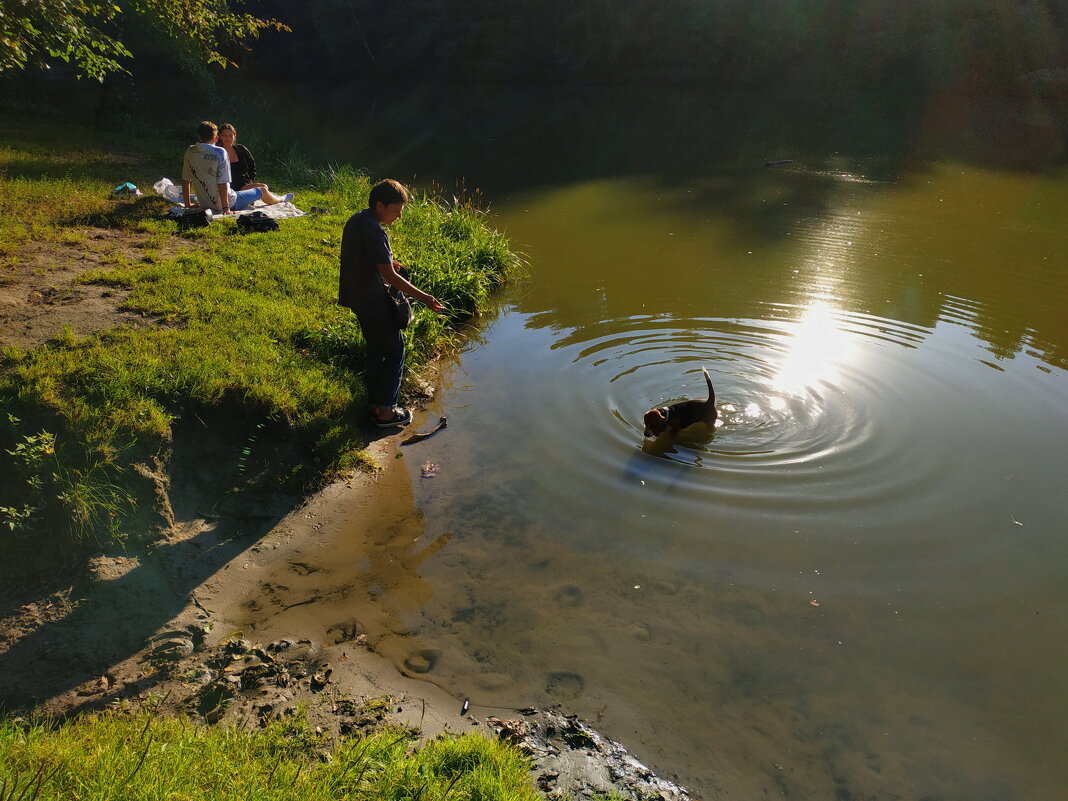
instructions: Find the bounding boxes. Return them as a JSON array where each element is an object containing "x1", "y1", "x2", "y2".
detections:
[{"x1": 511, "y1": 307, "x2": 954, "y2": 520}]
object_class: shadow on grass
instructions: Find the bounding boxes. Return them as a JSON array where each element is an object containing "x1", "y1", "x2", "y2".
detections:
[
  {"x1": 0, "y1": 402, "x2": 407, "y2": 715},
  {"x1": 72, "y1": 195, "x2": 174, "y2": 230}
]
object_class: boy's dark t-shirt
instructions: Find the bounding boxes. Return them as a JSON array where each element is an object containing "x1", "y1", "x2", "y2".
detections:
[{"x1": 339, "y1": 208, "x2": 393, "y2": 312}]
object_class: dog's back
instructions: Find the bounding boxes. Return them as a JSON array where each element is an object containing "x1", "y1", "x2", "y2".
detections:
[{"x1": 643, "y1": 367, "x2": 717, "y2": 437}]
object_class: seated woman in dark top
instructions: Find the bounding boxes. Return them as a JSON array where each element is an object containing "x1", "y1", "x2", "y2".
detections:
[{"x1": 217, "y1": 123, "x2": 291, "y2": 204}]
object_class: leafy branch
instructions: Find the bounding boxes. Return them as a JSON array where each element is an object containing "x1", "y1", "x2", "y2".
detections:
[{"x1": 0, "y1": 0, "x2": 288, "y2": 81}]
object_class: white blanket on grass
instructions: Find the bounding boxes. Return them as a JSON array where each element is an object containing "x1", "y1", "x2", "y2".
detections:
[
  {"x1": 158, "y1": 179, "x2": 304, "y2": 219},
  {"x1": 235, "y1": 200, "x2": 305, "y2": 219},
  {"x1": 167, "y1": 200, "x2": 305, "y2": 219}
]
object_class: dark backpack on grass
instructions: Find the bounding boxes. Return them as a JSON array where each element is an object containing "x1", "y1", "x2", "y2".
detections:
[
  {"x1": 168, "y1": 207, "x2": 211, "y2": 229},
  {"x1": 237, "y1": 211, "x2": 279, "y2": 233}
]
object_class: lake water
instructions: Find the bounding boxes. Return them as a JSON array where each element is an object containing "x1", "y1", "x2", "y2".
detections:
[{"x1": 259, "y1": 84, "x2": 1068, "y2": 799}]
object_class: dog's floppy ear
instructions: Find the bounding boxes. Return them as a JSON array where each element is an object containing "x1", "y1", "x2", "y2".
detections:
[{"x1": 643, "y1": 408, "x2": 666, "y2": 437}]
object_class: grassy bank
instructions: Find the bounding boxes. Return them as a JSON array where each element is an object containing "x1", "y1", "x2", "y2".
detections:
[
  {"x1": 0, "y1": 120, "x2": 523, "y2": 553},
  {"x1": 0, "y1": 708, "x2": 539, "y2": 801}
]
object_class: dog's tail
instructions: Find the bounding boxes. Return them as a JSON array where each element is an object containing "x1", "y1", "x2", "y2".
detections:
[{"x1": 702, "y1": 366, "x2": 716, "y2": 405}]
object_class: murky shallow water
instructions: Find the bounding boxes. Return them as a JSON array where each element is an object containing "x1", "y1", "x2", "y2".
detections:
[{"x1": 234, "y1": 82, "x2": 1068, "y2": 798}]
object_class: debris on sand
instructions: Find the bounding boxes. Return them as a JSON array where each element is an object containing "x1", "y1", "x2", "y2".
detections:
[{"x1": 485, "y1": 708, "x2": 693, "y2": 801}]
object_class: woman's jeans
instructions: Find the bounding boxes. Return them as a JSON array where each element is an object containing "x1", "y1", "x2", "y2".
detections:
[
  {"x1": 232, "y1": 187, "x2": 263, "y2": 211},
  {"x1": 354, "y1": 300, "x2": 404, "y2": 410}
]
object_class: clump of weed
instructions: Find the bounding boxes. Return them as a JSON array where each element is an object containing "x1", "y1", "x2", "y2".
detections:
[{"x1": 1, "y1": 414, "x2": 134, "y2": 548}]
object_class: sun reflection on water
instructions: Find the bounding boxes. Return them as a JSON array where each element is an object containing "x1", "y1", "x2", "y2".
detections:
[{"x1": 772, "y1": 297, "x2": 854, "y2": 398}]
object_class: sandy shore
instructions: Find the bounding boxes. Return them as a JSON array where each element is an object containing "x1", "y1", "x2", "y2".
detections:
[
  {"x1": 0, "y1": 435, "x2": 470, "y2": 720},
  {"x1": 0, "y1": 433, "x2": 692, "y2": 800}
]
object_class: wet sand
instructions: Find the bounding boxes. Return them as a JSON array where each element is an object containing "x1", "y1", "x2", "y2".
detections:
[
  {"x1": 0, "y1": 437, "x2": 466, "y2": 735},
  {"x1": 185, "y1": 436, "x2": 480, "y2": 735}
]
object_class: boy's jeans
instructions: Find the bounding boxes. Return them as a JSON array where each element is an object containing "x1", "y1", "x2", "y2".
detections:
[{"x1": 354, "y1": 301, "x2": 404, "y2": 410}]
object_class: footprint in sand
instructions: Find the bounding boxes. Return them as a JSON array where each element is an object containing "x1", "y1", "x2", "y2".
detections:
[
  {"x1": 545, "y1": 671, "x2": 584, "y2": 700},
  {"x1": 326, "y1": 621, "x2": 365, "y2": 642},
  {"x1": 403, "y1": 649, "x2": 441, "y2": 674},
  {"x1": 552, "y1": 585, "x2": 584, "y2": 607},
  {"x1": 627, "y1": 622, "x2": 652, "y2": 641}
]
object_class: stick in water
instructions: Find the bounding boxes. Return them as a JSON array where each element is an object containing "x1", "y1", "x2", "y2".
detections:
[{"x1": 400, "y1": 416, "x2": 448, "y2": 446}]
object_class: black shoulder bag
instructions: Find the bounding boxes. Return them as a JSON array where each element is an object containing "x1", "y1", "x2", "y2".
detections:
[
  {"x1": 237, "y1": 210, "x2": 279, "y2": 233},
  {"x1": 168, "y1": 207, "x2": 211, "y2": 229},
  {"x1": 388, "y1": 266, "x2": 414, "y2": 329}
]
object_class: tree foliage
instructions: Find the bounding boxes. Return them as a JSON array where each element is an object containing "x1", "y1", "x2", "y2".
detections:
[
  {"x1": 0, "y1": 0, "x2": 285, "y2": 81},
  {"x1": 252, "y1": 0, "x2": 1068, "y2": 96}
]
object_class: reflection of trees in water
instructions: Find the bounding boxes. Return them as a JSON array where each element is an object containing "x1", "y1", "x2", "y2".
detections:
[{"x1": 508, "y1": 155, "x2": 1066, "y2": 373}]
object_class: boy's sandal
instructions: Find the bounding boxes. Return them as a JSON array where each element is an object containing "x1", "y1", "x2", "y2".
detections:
[{"x1": 372, "y1": 407, "x2": 412, "y2": 428}]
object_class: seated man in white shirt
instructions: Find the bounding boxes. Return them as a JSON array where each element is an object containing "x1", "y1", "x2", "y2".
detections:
[{"x1": 181, "y1": 121, "x2": 291, "y2": 214}]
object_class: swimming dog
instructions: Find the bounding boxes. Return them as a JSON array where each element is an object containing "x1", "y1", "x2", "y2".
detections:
[{"x1": 643, "y1": 367, "x2": 717, "y2": 438}]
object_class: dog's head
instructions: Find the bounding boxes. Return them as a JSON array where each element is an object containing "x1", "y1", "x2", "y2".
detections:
[{"x1": 643, "y1": 408, "x2": 669, "y2": 438}]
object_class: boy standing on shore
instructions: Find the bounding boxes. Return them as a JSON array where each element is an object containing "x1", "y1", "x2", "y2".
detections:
[{"x1": 339, "y1": 179, "x2": 444, "y2": 427}]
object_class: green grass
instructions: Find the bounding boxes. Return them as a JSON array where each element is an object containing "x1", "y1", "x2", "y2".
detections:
[
  {"x1": 0, "y1": 709, "x2": 540, "y2": 801},
  {"x1": 0, "y1": 122, "x2": 524, "y2": 551}
]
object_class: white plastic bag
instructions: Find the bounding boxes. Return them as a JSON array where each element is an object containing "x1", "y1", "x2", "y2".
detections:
[{"x1": 153, "y1": 177, "x2": 187, "y2": 204}]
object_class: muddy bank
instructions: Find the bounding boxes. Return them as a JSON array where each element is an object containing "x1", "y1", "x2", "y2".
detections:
[{"x1": 0, "y1": 434, "x2": 694, "y2": 800}]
